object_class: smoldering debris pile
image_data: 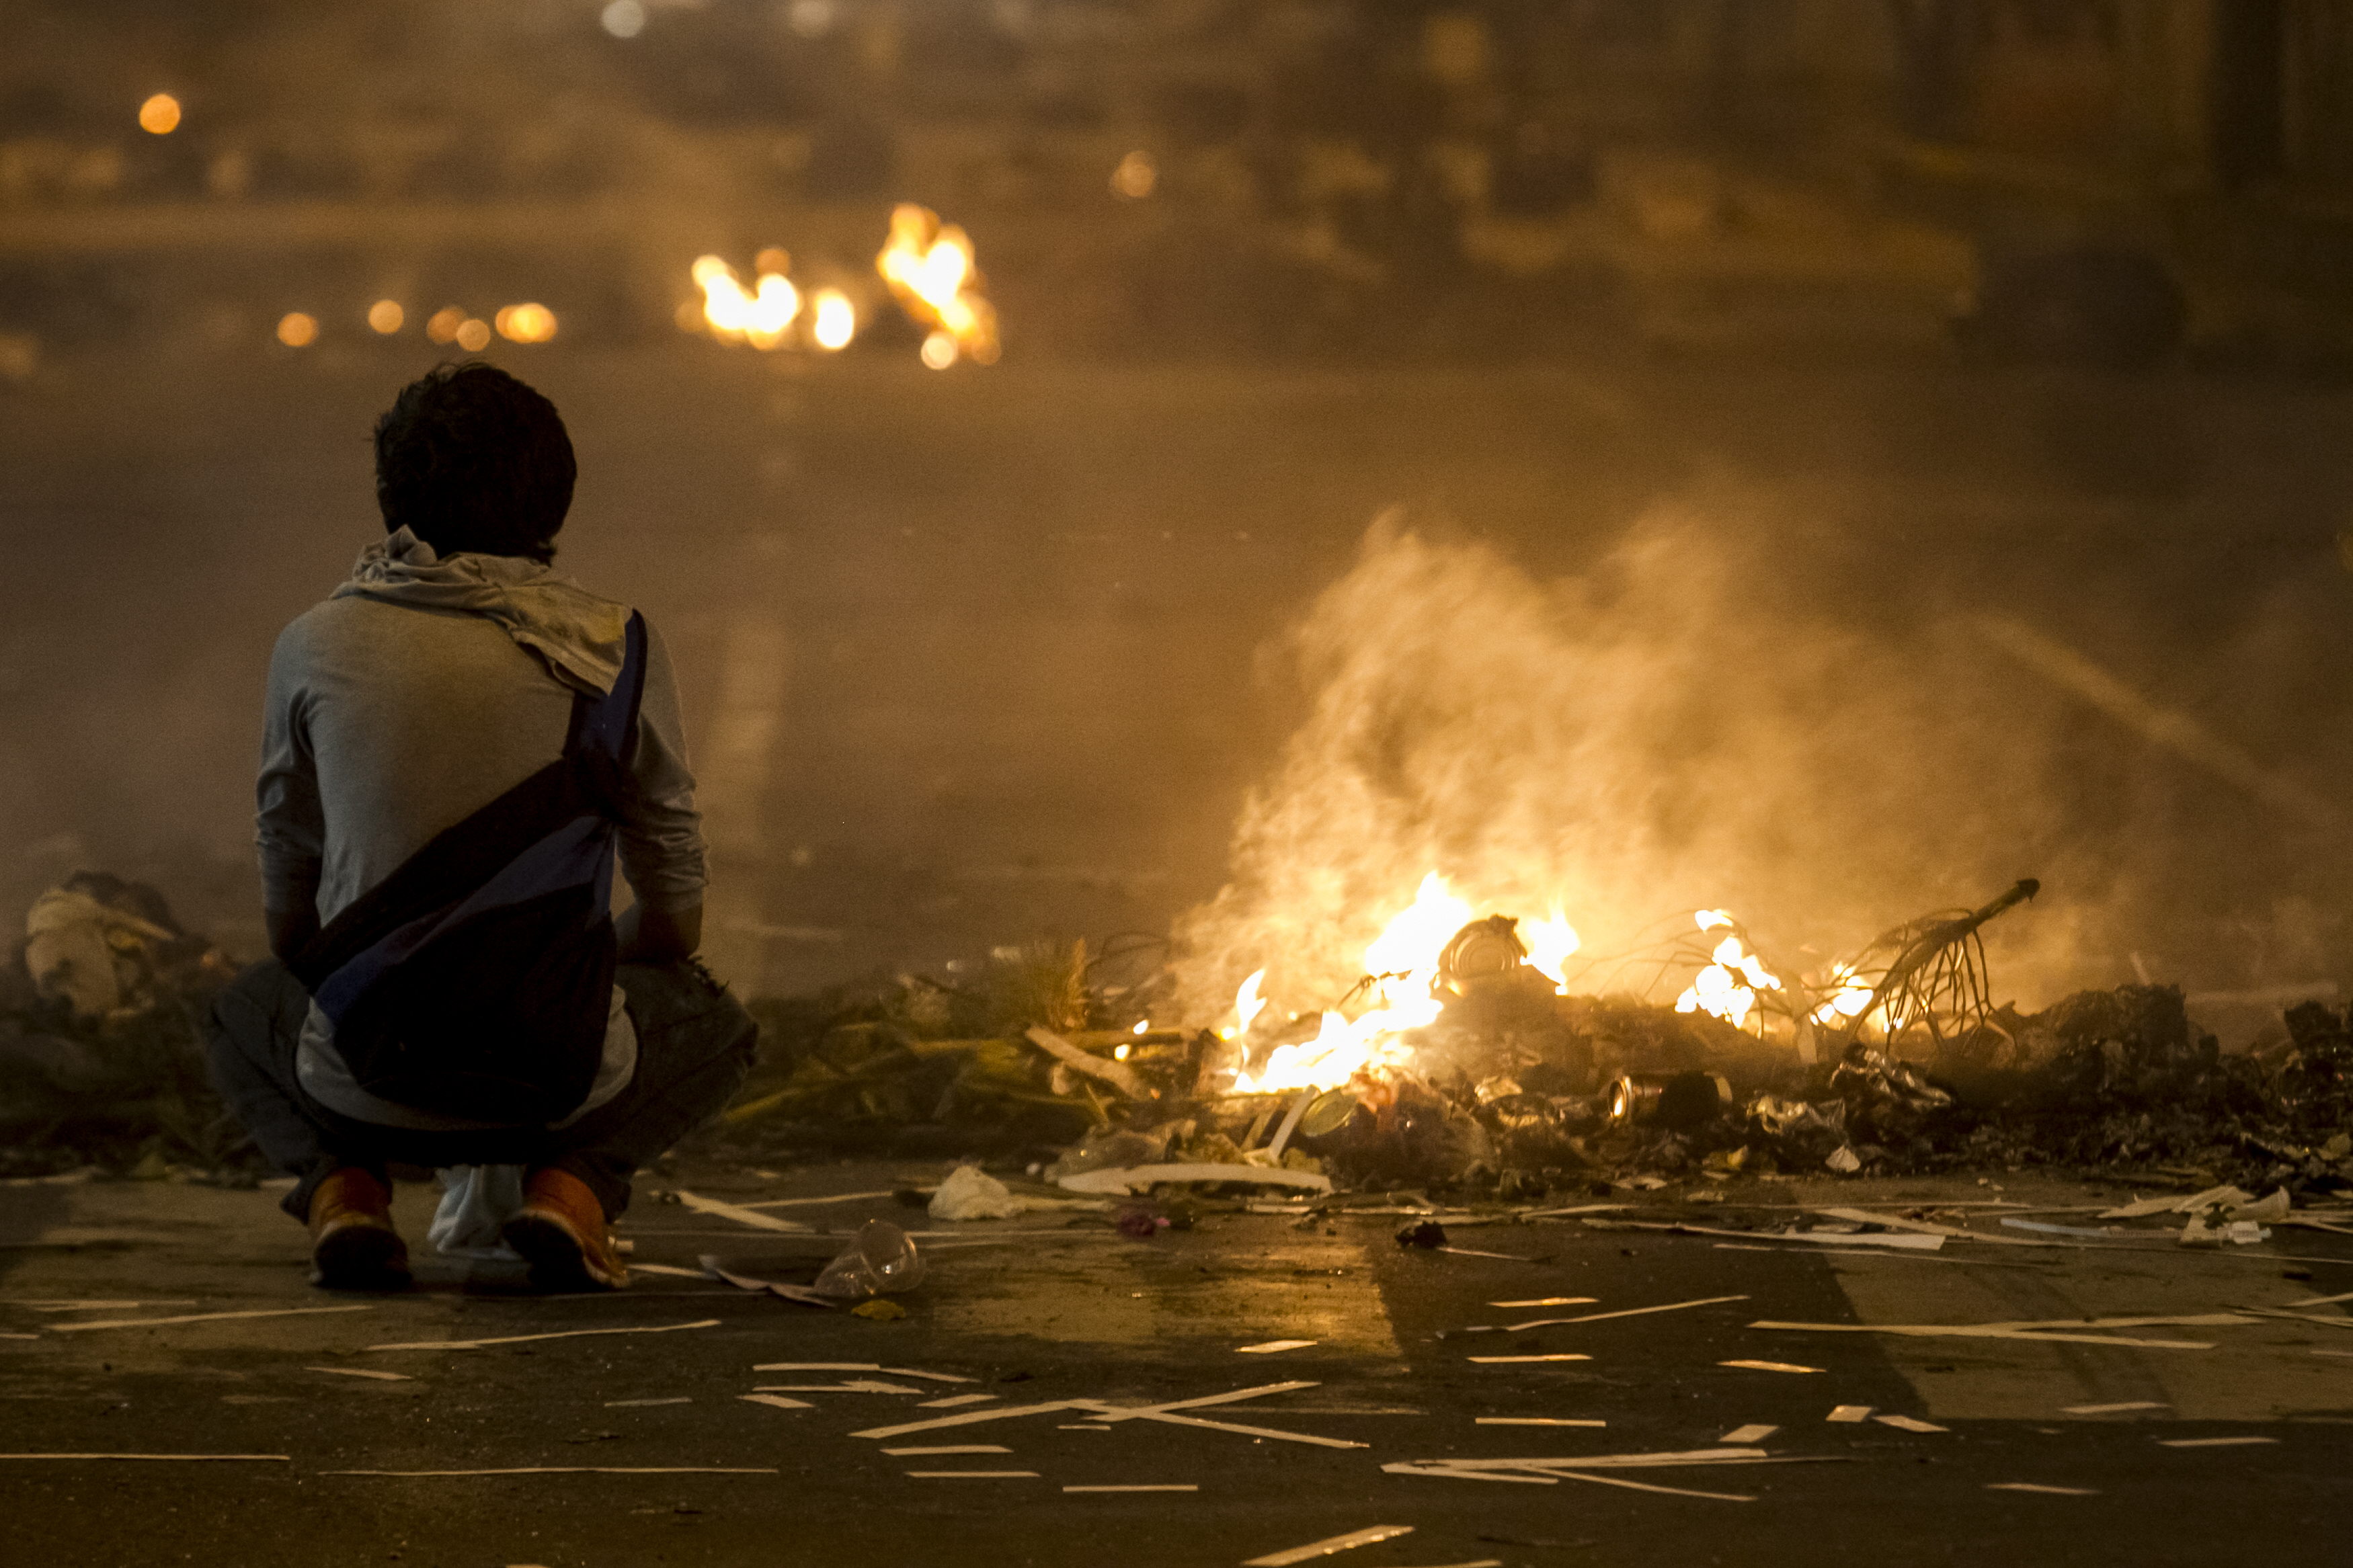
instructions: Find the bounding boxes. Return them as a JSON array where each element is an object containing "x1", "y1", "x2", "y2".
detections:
[
  {"x1": 721, "y1": 904, "x2": 2353, "y2": 1204},
  {"x1": 0, "y1": 873, "x2": 249, "y2": 1179}
]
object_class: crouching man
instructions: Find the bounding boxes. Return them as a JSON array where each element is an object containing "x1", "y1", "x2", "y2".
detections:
[{"x1": 206, "y1": 362, "x2": 756, "y2": 1292}]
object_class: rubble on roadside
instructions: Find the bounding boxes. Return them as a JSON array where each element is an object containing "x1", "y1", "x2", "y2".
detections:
[
  {"x1": 713, "y1": 907, "x2": 2353, "y2": 1208},
  {"x1": 0, "y1": 872, "x2": 246, "y2": 1180}
]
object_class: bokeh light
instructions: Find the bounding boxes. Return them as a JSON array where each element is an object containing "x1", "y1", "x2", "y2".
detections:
[
  {"x1": 366, "y1": 300, "x2": 404, "y2": 335},
  {"x1": 275, "y1": 313, "x2": 318, "y2": 348},
  {"x1": 454, "y1": 319, "x2": 492, "y2": 352},
  {"x1": 137, "y1": 94, "x2": 180, "y2": 135},
  {"x1": 811, "y1": 288, "x2": 855, "y2": 351},
  {"x1": 425, "y1": 306, "x2": 466, "y2": 345},
  {"x1": 1111, "y1": 150, "x2": 1158, "y2": 200},
  {"x1": 600, "y1": 0, "x2": 646, "y2": 39},
  {"x1": 919, "y1": 331, "x2": 958, "y2": 369},
  {"x1": 494, "y1": 303, "x2": 558, "y2": 343}
]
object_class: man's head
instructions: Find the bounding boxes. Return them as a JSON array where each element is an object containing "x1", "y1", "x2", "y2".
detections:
[{"x1": 372, "y1": 362, "x2": 575, "y2": 563}]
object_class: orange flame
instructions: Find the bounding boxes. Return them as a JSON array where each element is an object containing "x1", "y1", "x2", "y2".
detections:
[{"x1": 877, "y1": 204, "x2": 998, "y2": 367}]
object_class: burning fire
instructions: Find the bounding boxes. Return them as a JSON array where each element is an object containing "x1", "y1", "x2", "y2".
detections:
[
  {"x1": 1674, "y1": 910, "x2": 1782, "y2": 1030},
  {"x1": 1808, "y1": 960, "x2": 1876, "y2": 1025},
  {"x1": 1225, "y1": 880, "x2": 1811, "y2": 1093},
  {"x1": 1230, "y1": 874, "x2": 1471, "y2": 1094},
  {"x1": 877, "y1": 203, "x2": 999, "y2": 368}
]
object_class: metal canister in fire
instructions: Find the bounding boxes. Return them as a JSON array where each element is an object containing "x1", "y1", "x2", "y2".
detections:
[
  {"x1": 1607, "y1": 1070, "x2": 1734, "y2": 1131},
  {"x1": 1437, "y1": 915, "x2": 1527, "y2": 993}
]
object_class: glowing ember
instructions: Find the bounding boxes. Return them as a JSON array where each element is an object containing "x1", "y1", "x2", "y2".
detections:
[
  {"x1": 1675, "y1": 912, "x2": 1782, "y2": 1030},
  {"x1": 694, "y1": 255, "x2": 801, "y2": 350},
  {"x1": 877, "y1": 204, "x2": 999, "y2": 366}
]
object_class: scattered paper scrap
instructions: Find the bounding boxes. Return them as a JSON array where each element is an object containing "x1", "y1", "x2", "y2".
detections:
[
  {"x1": 0, "y1": 1452, "x2": 290, "y2": 1463},
  {"x1": 627, "y1": 1264, "x2": 709, "y2": 1280},
  {"x1": 1750, "y1": 1319, "x2": 2233, "y2": 1350},
  {"x1": 307, "y1": 1366, "x2": 411, "y2": 1382},
  {"x1": 1244, "y1": 1524, "x2": 1414, "y2": 1567},
  {"x1": 1084, "y1": 1383, "x2": 1319, "y2": 1424},
  {"x1": 1488, "y1": 1298, "x2": 1595, "y2": 1309},
  {"x1": 1874, "y1": 1414, "x2": 1948, "y2": 1433},
  {"x1": 327, "y1": 1467, "x2": 775, "y2": 1476},
  {"x1": 1827, "y1": 1406, "x2": 1874, "y2": 1423},
  {"x1": 605, "y1": 1397, "x2": 691, "y2": 1408},
  {"x1": 1718, "y1": 1360, "x2": 1823, "y2": 1374},
  {"x1": 1503, "y1": 1296, "x2": 1748, "y2": 1332},
  {"x1": 2064, "y1": 1402, "x2": 2166, "y2": 1415},
  {"x1": 672, "y1": 1190, "x2": 813, "y2": 1233},
  {"x1": 918, "y1": 1394, "x2": 999, "y2": 1409},
  {"x1": 1476, "y1": 1418, "x2": 1605, "y2": 1427},
  {"x1": 882, "y1": 1446, "x2": 1012, "y2": 1456},
  {"x1": 2157, "y1": 1436, "x2": 2278, "y2": 1448},
  {"x1": 1468, "y1": 1354, "x2": 1591, "y2": 1364},
  {"x1": 753, "y1": 1362, "x2": 974, "y2": 1384},
  {"x1": 1064, "y1": 1484, "x2": 1201, "y2": 1493},
  {"x1": 850, "y1": 1300, "x2": 905, "y2": 1321},
  {"x1": 754, "y1": 1380, "x2": 927, "y2": 1394},
  {"x1": 740, "y1": 1190, "x2": 895, "y2": 1210},
  {"x1": 48, "y1": 1305, "x2": 373, "y2": 1334},
  {"x1": 905, "y1": 1470, "x2": 1039, "y2": 1479},
  {"x1": 1057, "y1": 1164, "x2": 1333, "y2": 1197},
  {"x1": 1238, "y1": 1340, "x2": 1317, "y2": 1354},
  {"x1": 1403, "y1": 1448, "x2": 1769, "y2": 1473},
  {"x1": 1076, "y1": 1402, "x2": 1367, "y2": 1450},
  {"x1": 1548, "y1": 1471, "x2": 1755, "y2": 1503},
  {"x1": 854, "y1": 1401, "x2": 1095, "y2": 1440},
  {"x1": 1720, "y1": 1425, "x2": 1778, "y2": 1444},
  {"x1": 370, "y1": 1320, "x2": 719, "y2": 1353},
  {"x1": 741, "y1": 1394, "x2": 812, "y2": 1411},
  {"x1": 17, "y1": 1299, "x2": 200, "y2": 1311},
  {"x1": 1987, "y1": 1482, "x2": 2100, "y2": 1496},
  {"x1": 700, "y1": 1257, "x2": 832, "y2": 1308}
]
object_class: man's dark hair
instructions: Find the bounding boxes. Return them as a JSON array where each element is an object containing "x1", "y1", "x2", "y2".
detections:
[{"x1": 372, "y1": 362, "x2": 575, "y2": 563}]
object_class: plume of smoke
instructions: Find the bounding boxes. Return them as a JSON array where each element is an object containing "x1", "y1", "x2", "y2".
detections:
[{"x1": 1172, "y1": 509, "x2": 2198, "y2": 1026}]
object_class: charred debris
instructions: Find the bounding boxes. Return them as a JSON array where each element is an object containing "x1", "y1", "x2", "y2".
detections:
[{"x1": 9, "y1": 873, "x2": 2353, "y2": 1201}]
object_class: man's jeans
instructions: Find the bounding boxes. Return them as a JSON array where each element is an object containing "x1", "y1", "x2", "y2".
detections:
[{"x1": 206, "y1": 957, "x2": 757, "y2": 1221}]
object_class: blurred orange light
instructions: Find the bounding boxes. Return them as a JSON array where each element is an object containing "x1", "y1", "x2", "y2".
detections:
[
  {"x1": 811, "y1": 288, "x2": 855, "y2": 351},
  {"x1": 454, "y1": 319, "x2": 492, "y2": 352},
  {"x1": 366, "y1": 300, "x2": 405, "y2": 335},
  {"x1": 276, "y1": 312, "x2": 318, "y2": 348},
  {"x1": 495, "y1": 302, "x2": 558, "y2": 343},
  {"x1": 425, "y1": 306, "x2": 466, "y2": 345},
  {"x1": 918, "y1": 331, "x2": 957, "y2": 370},
  {"x1": 138, "y1": 94, "x2": 181, "y2": 135},
  {"x1": 1111, "y1": 150, "x2": 1157, "y2": 199}
]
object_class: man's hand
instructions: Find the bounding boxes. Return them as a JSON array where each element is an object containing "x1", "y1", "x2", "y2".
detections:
[
  {"x1": 617, "y1": 900, "x2": 702, "y2": 964},
  {"x1": 266, "y1": 902, "x2": 319, "y2": 964}
]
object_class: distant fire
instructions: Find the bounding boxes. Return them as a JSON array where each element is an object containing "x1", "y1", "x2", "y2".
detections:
[
  {"x1": 682, "y1": 204, "x2": 997, "y2": 366},
  {"x1": 876, "y1": 203, "x2": 999, "y2": 368}
]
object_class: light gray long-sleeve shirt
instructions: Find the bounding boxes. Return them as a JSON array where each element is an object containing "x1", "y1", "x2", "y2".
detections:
[{"x1": 255, "y1": 582, "x2": 706, "y2": 1129}]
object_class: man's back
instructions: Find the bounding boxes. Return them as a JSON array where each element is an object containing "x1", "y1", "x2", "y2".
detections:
[{"x1": 264, "y1": 595, "x2": 575, "y2": 925}]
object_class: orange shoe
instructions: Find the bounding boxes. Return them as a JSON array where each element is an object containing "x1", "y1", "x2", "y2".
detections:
[
  {"x1": 502, "y1": 1167, "x2": 629, "y2": 1290},
  {"x1": 308, "y1": 1167, "x2": 410, "y2": 1291}
]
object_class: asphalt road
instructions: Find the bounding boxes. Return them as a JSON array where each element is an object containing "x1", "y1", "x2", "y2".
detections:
[{"x1": 5, "y1": 1163, "x2": 2352, "y2": 1567}]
